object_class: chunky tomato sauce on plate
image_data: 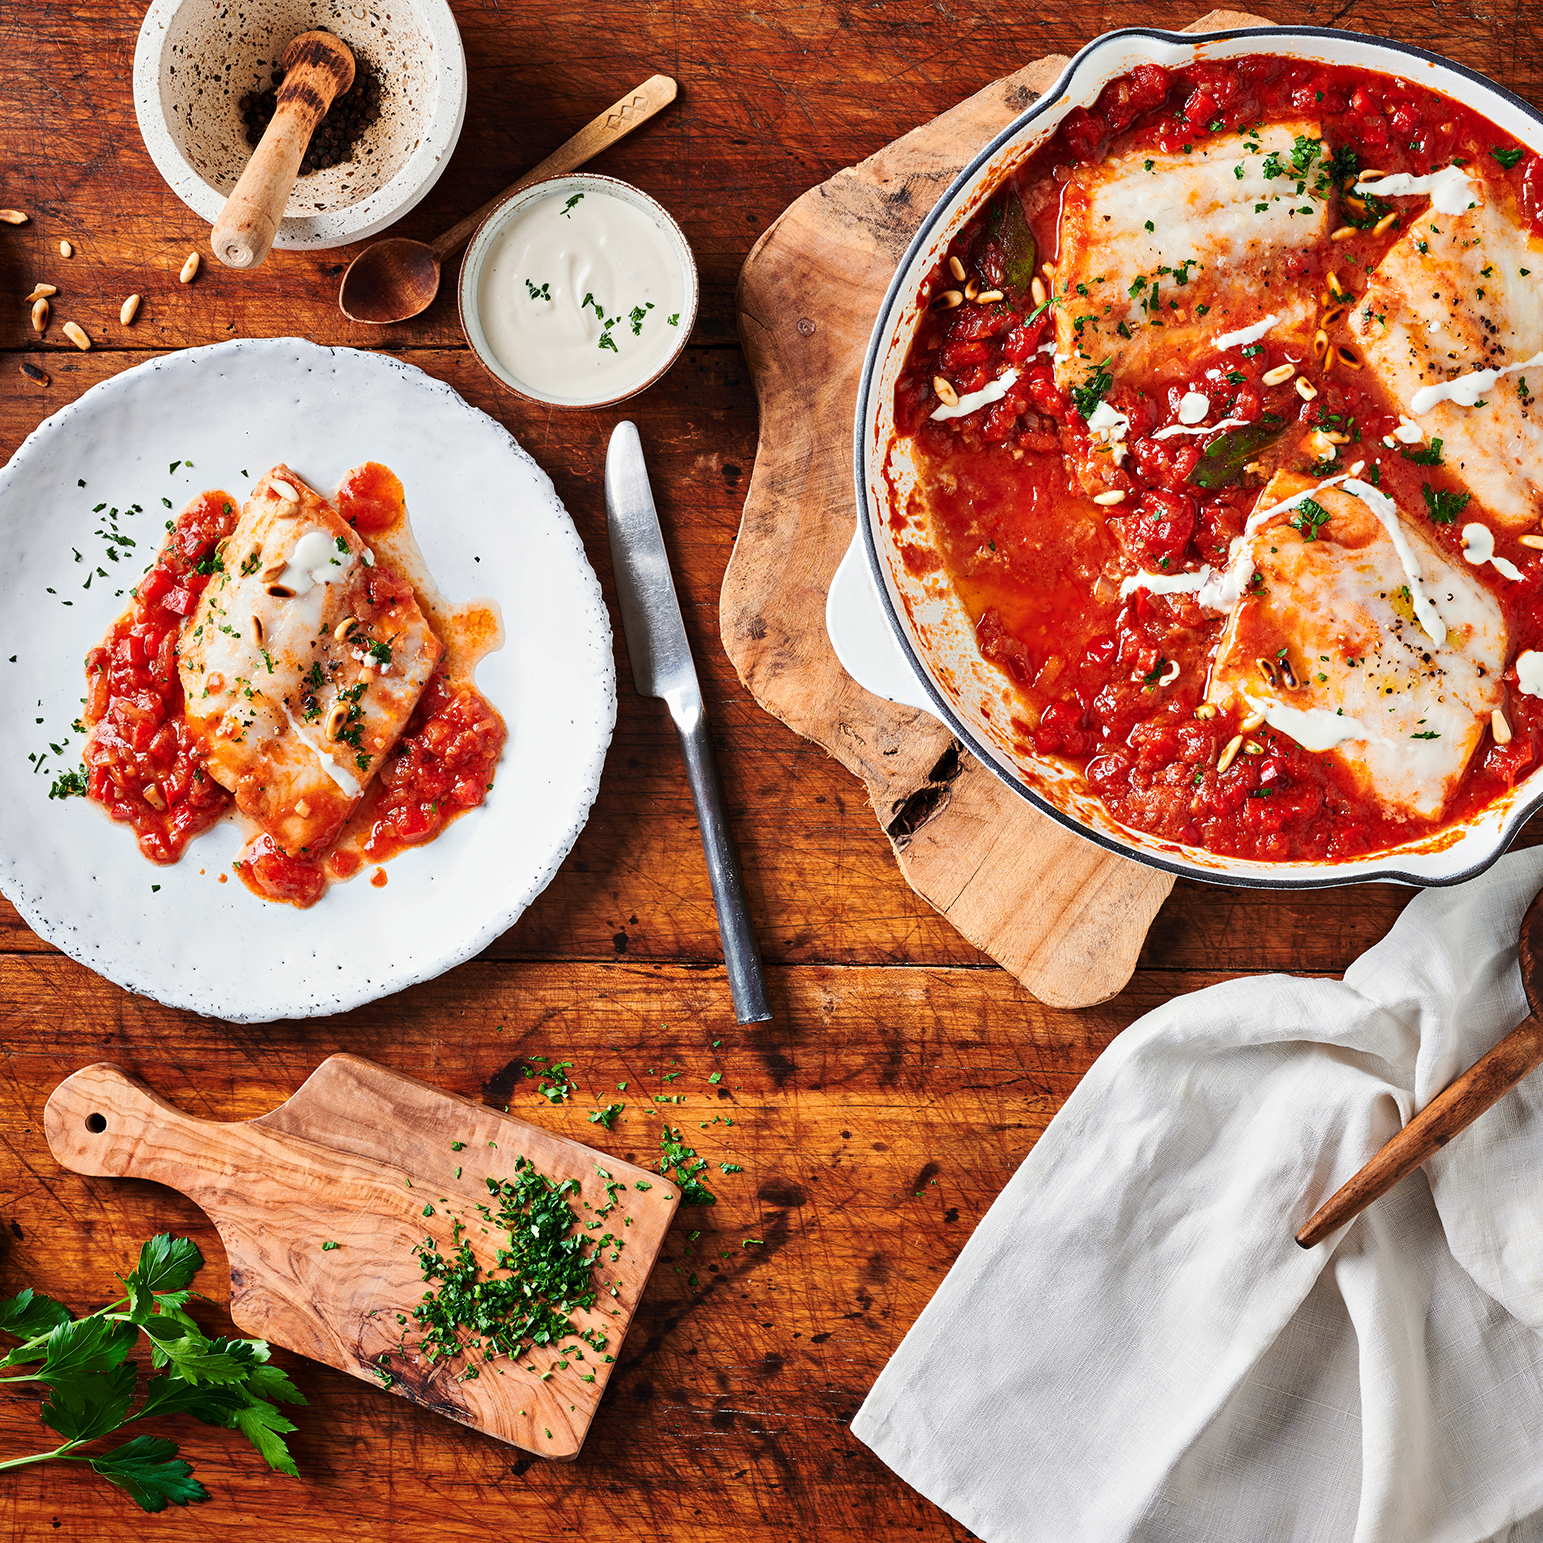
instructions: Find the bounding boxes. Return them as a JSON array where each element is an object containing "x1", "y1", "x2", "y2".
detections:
[{"x1": 895, "y1": 55, "x2": 1543, "y2": 862}]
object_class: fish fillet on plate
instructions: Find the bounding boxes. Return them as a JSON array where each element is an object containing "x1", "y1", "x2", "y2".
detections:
[
  {"x1": 179, "y1": 466, "x2": 444, "y2": 854},
  {"x1": 1053, "y1": 120, "x2": 1330, "y2": 387},
  {"x1": 1204, "y1": 471, "x2": 1506, "y2": 822},
  {"x1": 1349, "y1": 186, "x2": 1543, "y2": 529}
]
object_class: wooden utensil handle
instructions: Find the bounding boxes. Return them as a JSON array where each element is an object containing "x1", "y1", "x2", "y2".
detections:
[
  {"x1": 1295, "y1": 1014, "x2": 1543, "y2": 1248},
  {"x1": 211, "y1": 31, "x2": 355, "y2": 270},
  {"x1": 430, "y1": 73, "x2": 679, "y2": 261},
  {"x1": 45, "y1": 1062, "x2": 234, "y2": 1191}
]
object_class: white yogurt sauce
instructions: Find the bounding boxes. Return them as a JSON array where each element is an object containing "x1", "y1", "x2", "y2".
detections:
[
  {"x1": 475, "y1": 187, "x2": 690, "y2": 404},
  {"x1": 1461, "y1": 522, "x2": 1525, "y2": 581},
  {"x1": 1177, "y1": 391, "x2": 1210, "y2": 424},
  {"x1": 1119, "y1": 566, "x2": 1214, "y2": 601},
  {"x1": 1518, "y1": 651, "x2": 1543, "y2": 698},
  {"x1": 1341, "y1": 479, "x2": 1447, "y2": 647},
  {"x1": 1213, "y1": 313, "x2": 1279, "y2": 351},
  {"x1": 1243, "y1": 693, "x2": 1374, "y2": 751},
  {"x1": 1409, "y1": 350, "x2": 1543, "y2": 415},
  {"x1": 932, "y1": 368, "x2": 1020, "y2": 422},
  {"x1": 1355, "y1": 165, "x2": 1476, "y2": 215},
  {"x1": 1151, "y1": 415, "x2": 1248, "y2": 442},
  {"x1": 275, "y1": 529, "x2": 353, "y2": 597}
]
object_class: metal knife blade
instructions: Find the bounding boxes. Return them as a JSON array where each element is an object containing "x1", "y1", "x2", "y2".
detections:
[
  {"x1": 605, "y1": 421, "x2": 698, "y2": 707},
  {"x1": 604, "y1": 422, "x2": 772, "y2": 1024}
]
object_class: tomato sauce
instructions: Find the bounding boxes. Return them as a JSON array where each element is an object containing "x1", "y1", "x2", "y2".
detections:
[
  {"x1": 896, "y1": 56, "x2": 1543, "y2": 861},
  {"x1": 82, "y1": 492, "x2": 238, "y2": 863}
]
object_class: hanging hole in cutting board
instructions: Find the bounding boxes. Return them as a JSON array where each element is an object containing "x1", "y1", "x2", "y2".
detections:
[{"x1": 84, "y1": 1112, "x2": 107, "y2": 1133}]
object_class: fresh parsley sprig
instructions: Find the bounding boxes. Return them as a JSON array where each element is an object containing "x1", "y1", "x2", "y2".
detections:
[{"x1": 0, "y1": 1236, "x2": 305, "y2": 1513}]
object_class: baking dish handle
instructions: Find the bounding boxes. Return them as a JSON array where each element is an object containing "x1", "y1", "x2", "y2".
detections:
[{"x1": 825, "y1": 530, "x2": 940, "y2": 716}]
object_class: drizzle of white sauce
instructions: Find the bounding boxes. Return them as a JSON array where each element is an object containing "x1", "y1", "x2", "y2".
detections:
[
  {"x1": 1342, "y1": 478, "x2": 1447, "y2": 647},
  {"x1": 1243, "y1": 692, "x2": 1374, "y2": 751},
  {"x1": 1518, "y1": 651, "x2": 1543, "y2": 698},
  {"x1": 1462, "y1": 521, "x2": 1525, "y2": 581},
  {"x1": 1119, "y1": 567, "x2": 1214, "y2": 601},
  {"x1": 1158, "y1": 660, "x2": 1180, "y2": 685},
  {"x1": 1086, "y1": 399, "x2": 1130, "y2": 439},
  {"x1": 1355, "y1": 165, "x2": 1476, "y2": 215},
  {"x1": 1151, "y1": 415, "x2": 1248, "y2": 442},
  {"x1": 280, "y1": 702, "x2": 363, "y2": 798},
  {"x1": 274, "y1": 529, "x2": 356, "y2": 597},
  {"x1": 1213, "y1": 313, "x2": 1280, "y2": 351},
  {"x1": 930, "y1": 368, "x2": 1020, "y2": 421},
  {"x1": 1177, "y1": 391, "x2": 1210, "y2": 425},
  {"x1": 1393, "y1": 417, "x2": 1423, "y2": 444},
  {"x1": 1409, "y1": 351, "x2": 1543, "y2": 415}
]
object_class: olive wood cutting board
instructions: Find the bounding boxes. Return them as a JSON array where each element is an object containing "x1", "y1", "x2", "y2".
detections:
[
  {"x1": 722, "y1": 10, "x2": 1273, "y2": 1008},
  {"x1": 43, "y1": 1055, "x2": 680, "y2": 1459}
]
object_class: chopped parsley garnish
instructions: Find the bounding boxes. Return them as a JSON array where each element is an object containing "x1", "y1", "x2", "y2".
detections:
[
  {"x1": 1492, "y1": 146, "x2": 1525, "y2": 169},
  {"x1": 659, "y1": 1126, "x2": 716, "y2": 1205},
  {"x1": 561, "y1": 193, "x2": 584, "y2": 218},
  {"x1": 1289, "y1": 498, "x2": 1331, "y2": 540},
  {"x1": 1071, "y1": 357, "x2": 1114, "y2": 421},
  {"x1": 1401, "y1": 437, "x2": 1443, "y2": 466},
  {"x1": 1422, "y1": 484, "x2": 1470, "y2": 524},
  {"x1": 524, "y1": 279, "x2": 552, "y2": 301}
]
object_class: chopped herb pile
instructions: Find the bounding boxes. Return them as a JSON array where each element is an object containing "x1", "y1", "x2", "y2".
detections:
[
  {"x1": 1070, "y1": 357, "x2": 1114, "y2": 421},
  {"x1": 1422, "y1": 484, "x2": 1471, "y2": 524},
  {"x1": 658, "y1": 1125, "x2": 717, "y2": 1206},
  {"x1": 0, "y1": 1235, "x2": 305, "y2": 1512}
]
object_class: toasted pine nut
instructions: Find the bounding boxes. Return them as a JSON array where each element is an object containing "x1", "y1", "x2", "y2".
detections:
[
  {"x1": 1519, "y1": 533, "x2": 1543, "y2": 550},
  {"x1": 1216, "y1": 734, "x2": 1244, "y2": 773},
  {"x1": 1295, "y1": 376, "x2": 1319, "y2": 401},
  {"x1": 948, "y1": 255, "x2": 966, "y2": 282},
  {"x1": 1041, "y1": 262, "x2": 1055, "y2": 282},
  {"x1": 1336, "y1": 344, "x2": 1363, "y2": 369},
  {"x1": 58, "y1": 239, "x2": 72, "y2": 257},
  {"x1": 25, "y1": 284, "x2": 56, "y2": 302},
  {"x1": 270, "y1": 478, "x2": 299, "y2": 501},
  {"x1": 265, "y1": 583, "x2": 296, "y2": 598},
  {"x1": 359, "y1": 666, "x2": 377, "y2": 683},
  {"x1": 179, "y1": 251, "x2": 200, "y2": 284},
  {"x1": 1030, "y1": 276, "x2": 1048, "y2": 308},
  {"x1": 1308, "y1": 430, "x2": 1338, "y2": 458},
  {"x1": 1320, "y1": 305, "x2": 1347, "y2": 330},
  {"x1": 324, "y1": 701, "x2": 348, "y2": 741},
  {"x1": 1242, "y1": 740, "x2": 1264, "y2": 756},
  {"x1": 932, "y1": 375, "x2": 959, "y2": 408},
  {"x1": 120, "y1": 294, "x2": 141, "y2": 325},
  {"x1": 1323, "y1": 430, "x2": 1351, "y2": 445},
  {"x1": 0, "y1": 209, "x2": 28, "y2": 225},
  {"x1": 1372, "y1": 212, "x2": 1399, "y2": 235},
  {"x1": 1239, "y1": 711, "x2": 1266, "y2": 732},
  {"x1": 1262, "y1": 362, "x2": 1295, "y2": 386},
  {"x1": 1194, "y1": 703, "x2": 1218, "y2": 720},
  {"x1": 1256, "y1": 657, "x2": 1279, "y2": 688},
  {"x1": 30, "y1": 298, "x2": 48, "y2": 333},
  {"x1": 250, "y1": 614, "x2": 264, "y2": 645},
  {"x1": 1330, "y1": 225, "x2": 1357, "y2": 242},
  {"x1": 1358, "y1": 169, "x2": 1385, "y2": 182},
  {"x1": 934, "y1": 289, "x2": 964, "y2": 310},
  {"x1": 18, "y1": 362, "x2": 49, "y2": 386},
  {"x1": 1311, "y1": 328, "x2": 1330, "y2": 359},
  {"x1": 62, "y1": 321, "x2": 89, "y2": 350},
  {"x1": 1493, "y1": 709, "x2": 1513, "y2": 745},
  {"x1": 1327, "y1": 271, "x2": 1345, "y2": 298},
  {"x1": 976, "y1": 289, "x2": 1005, "y2": 304},
  {"x1": 334, "y1": 616, "x2": 362, "y2": 641},
  {"x1": 260, "y1": 558, "x2": 287, "y2": 582},
  {"x1": 1092, "y1": 489, "x2": 1126, "y2": 506}
]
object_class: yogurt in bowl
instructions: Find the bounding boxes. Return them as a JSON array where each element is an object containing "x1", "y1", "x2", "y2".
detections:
[{"x1": 459, "y1": 174, "x2": 698, "y2": 408}]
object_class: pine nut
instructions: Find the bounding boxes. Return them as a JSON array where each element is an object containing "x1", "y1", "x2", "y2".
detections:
[
  {"x1": 19, "y1": 362, "x2": 49, "y2": 386},
  {"x1": 0, "y1": 209, "x2": 28, "y2": 225},
  {"x1": 1262, "y1": 363, "x2": 1295, "y2": 386},
  {"x1": 120, "y1": 294, "x2": 141, "y2": 325},
  {"x1": 1519, "y1": 534, "x2": 1543, "y2": 550},
  {"x1": 976, "y1": 289, "x2": 1005, "y2": 304},
  {"x1": 334, "y1": 616, "x2": 362, "y2": 641},
  {"x1": 1239, "y1": 711, "x2": 1265, "y2": 732},
  {"x1": 1330, "y1": 226, "x2": 1357, "y2": 242},
  {"x1": 1320, "y1": 305, "x2": 1347, "y2": 330},
  {"x1": 1040, "y1": 262, "x2": 1055, "y2": 282},
  {"x1": 1336, "y1": 345, "x2": 1363, "y2": 369},
  {"x1": 1242, "y1": 740, "x2": 1264, "y2": 756},
  {"x1": 25, "y1": 284, "x2": 56, "y2": 302},
  {"x1": 30, "y1": 298, "x2": 48, "y2": 333},
  {"x1": 270, "y1": 479, "x2": 299, "y2": 502},
  {"x1": 1327, "y1": 271, "x2": 1345, "y2": 298},
  {"x1": 964, "y1": 277, "x2": 979, "y2": 301},
  {"x1": 250, "y1": 614, "x2": 264, "y2": 645},
  {"x1": 1311, "y1": 328, "x2": 1330, "y2": 360},
  {"x1": 1093, "y1": 489, "x2": 1126, "y2": 506},
  {"x1": 934, "y1": 289, "x2": 964, "y2": 310},
  {"x1": 179, "y1": 251, "x2": 200, "y2": 284},
  {"x1": 62, "y1": 321, "x2": 89, "y2": 350},
  {"x1": 948, "y1": 255, "x2": 966, "y2": 282},
  {"x1": 324, "y1": 701, "x2": 348, "y2": 740},
  {"x1": 1216, "y1": 734, "x2": 1244, "y2": 773},
  {"x1": 1295, "y1": 377, "x2": 1318, "y2": 401},
  {"x1": 932, "y1": 375, "x2": 959, "y2": 407},
  {"x1": 1372, "y1": 212, "x2": 1399, "y2": 235},
  {"x1": 359, "y1": 666, "x2": 377, "y2": 683},
  {"x1": 1493, "y1": 709, "x2": 1513, "y2": 745},
  {"x1": 265, "y1": 584, "x2": 296, "y2": 598},
  {"x1": 1194, "y1": 703, "x2": 1218, "y2": 720},
  {"x1": 58, "y1": 239, "x2": 73, "y2": 257},
  {"x1": 1030, "y1": 276, "x2": 1048, "y2": 308}
]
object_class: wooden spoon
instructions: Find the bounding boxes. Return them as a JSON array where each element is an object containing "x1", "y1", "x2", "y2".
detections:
[
  {"x1": 211, "y1": 31, "x2": 355, "y2": 270},
  {"x1": 338, "y1": 74, "x2": 678, "y2": 324},
  {"x1": 1296, "y1": 884, "x2": 1543, "y2": 1248}
]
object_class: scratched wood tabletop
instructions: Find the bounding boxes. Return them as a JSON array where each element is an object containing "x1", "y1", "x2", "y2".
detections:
[{"x1": 2, "y1": 1, "x2": 1540, "y2": 1538}]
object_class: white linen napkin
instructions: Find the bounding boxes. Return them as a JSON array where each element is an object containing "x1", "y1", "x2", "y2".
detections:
[{"x1": 853, "y1": 847, "x2": 1543, "y2": 1543}]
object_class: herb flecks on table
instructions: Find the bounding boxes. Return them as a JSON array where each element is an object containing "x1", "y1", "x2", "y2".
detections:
[{"x1": 0, "y1": 1234, "x2": 305, "y2": 1512}]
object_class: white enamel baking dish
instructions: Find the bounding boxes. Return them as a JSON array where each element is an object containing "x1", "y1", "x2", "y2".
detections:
[{"x1": 835, "y1": 23, "x2": 1543, "y2": 888}]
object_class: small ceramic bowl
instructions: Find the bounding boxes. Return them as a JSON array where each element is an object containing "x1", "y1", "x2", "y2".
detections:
[
  {"x1": 133, "y1": 0, "x2": 466, "y2": 251},
  {"x1": 458, "y1": 173, "x2": 698, "y2": 409}
]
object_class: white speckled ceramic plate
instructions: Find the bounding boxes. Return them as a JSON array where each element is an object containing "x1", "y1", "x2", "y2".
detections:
[{"x1": 0, "y1": 339, "x2": 615, "y2": 1022}]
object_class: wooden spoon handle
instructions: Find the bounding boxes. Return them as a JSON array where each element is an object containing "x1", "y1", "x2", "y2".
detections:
[
  {"x1": 1296, "y1": 1013, "x2": 1543, "y2": 1248},
  {"x1": 211, "y1": 31, "x2": 355, "y2": 270},
  {"x1": 430, "y1": 73, "x2": 679, "y2": 261}
]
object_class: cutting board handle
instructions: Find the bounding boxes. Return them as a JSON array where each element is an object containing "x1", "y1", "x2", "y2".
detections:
[{"x1": 45, "y1": 1063, "x2": 230, "y2": 1189}]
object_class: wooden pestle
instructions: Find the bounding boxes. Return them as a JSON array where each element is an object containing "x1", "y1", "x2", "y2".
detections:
[{"x1": 211, "y1": 31, "x2": 355, "y2": 270}]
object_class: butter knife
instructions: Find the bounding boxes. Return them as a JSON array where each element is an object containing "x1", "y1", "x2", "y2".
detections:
[{"x1": 604, "y1": 422, "x2": 772, "y2": 1024}]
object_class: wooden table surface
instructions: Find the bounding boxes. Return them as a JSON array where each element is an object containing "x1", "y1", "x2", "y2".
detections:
[{"x1": 2, "y1": 2, "x2": 1539, "y2": 1537}]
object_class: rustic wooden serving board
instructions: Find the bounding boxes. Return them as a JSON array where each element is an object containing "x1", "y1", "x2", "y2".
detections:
[
  {"x1": 43, "y1": 1055, "x2": 680, "y2": 1460},
  {"x1": 722, "y1": 11, "x2": 1272, "y2": 1008}
]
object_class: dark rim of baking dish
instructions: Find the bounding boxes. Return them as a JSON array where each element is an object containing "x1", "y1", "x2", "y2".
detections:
[{"x1": 853, "y1": 23, "x2": 1543, "y2": 891}]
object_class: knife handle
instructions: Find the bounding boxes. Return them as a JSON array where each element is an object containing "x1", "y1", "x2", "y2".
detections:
[{"x1": 673, "y1": 704, "x2": 773, "y2": 1024}]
